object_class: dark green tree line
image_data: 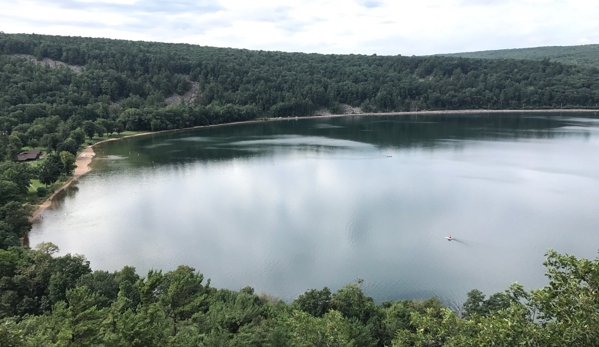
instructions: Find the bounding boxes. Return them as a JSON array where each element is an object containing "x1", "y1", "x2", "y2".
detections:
[{"x1": 1, "y1": 244, "x2": 599, "y2": 346}]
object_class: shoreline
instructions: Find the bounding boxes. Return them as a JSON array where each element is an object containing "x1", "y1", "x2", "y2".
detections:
[
  {"x1": 27, "y1": 108, "x2": 598, "y2": 221},
  {"x1": 28, "y1": 135, "x2": 150, "y2": 221}
]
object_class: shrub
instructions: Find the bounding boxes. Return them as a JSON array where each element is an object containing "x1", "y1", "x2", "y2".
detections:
[{"x1": 36, "y1": 186, "x2": 49, "y2": 197}]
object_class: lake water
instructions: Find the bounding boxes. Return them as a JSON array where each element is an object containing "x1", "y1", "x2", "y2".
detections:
[{"x1": 30, "y1": 113, "x2": 599, "y2": 305}]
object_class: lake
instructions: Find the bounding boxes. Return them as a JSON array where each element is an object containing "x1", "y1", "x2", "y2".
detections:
[{"x1": 30, "y1": 112, "x2": 599, "y2": 305}]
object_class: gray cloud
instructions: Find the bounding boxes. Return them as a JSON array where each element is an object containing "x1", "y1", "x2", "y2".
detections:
[
  {"x1": 354, "y1": 0, "x2": 383, "y2": 8},
  {"x1": 275, "y1": 17, "x2": 326, "y2": 34},
  {"x1": 1, "y1": 0, "x2": 598, "y2": 56},
  {"x1": 0, "y1": 13, "x2": 108, "y2": 30},
  {"x1": 33, "y1": 0, "x2": 223, "y2": 15},
  {"x1": 249, "y1": 6, "x2": 294, "y2": 23},
  {"x1": 459, "y1": 0, "x2": 510, "y2": 6}
]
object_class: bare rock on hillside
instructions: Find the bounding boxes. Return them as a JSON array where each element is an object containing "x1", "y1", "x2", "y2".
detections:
[
  {"x1": 10, "y1": 54, "x2": 82, "y2": 73},
  {"x1": 165, "y1": 80, "x2": 201, "y2": 106},
  {"x1": 313, "y1": 108, "x2": 332, "y2": 116},
  {"x1": 339, "y1": 104, "x2": 362, "y2": 114},
  {"x1": 314, "y1": 104, "x2": 361, "y2": 116}
]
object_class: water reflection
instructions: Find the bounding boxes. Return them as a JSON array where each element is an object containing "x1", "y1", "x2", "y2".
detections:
[{"x1": 30, "y1": 113, "x2": 599, "y2": 303}]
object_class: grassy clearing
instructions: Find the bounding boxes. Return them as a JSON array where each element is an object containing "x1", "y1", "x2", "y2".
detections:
[
  {"x1": 26, "y1": 177, "x2": 69, "y2": 205},
  {"x1": 28, "y1": 179, "x2": 44, "y2": 193}
]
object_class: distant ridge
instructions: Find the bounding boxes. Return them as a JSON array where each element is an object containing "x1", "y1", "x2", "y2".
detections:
[
  {"x1": 1, "y1": 32, "x2": 599, "y2": 126},
  {"x1": 442, "y1": 44, "x2": 599, "y2": 68}
]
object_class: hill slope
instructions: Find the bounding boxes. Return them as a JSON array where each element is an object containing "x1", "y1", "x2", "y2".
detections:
[
  {"x1": 442, "y1": 44, "x2": 599, "y2": 68},
  {"x1": 1, "y1": 33, "x2": 598, "y2": 130}
]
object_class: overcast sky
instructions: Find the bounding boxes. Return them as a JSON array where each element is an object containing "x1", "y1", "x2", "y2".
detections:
[{"x1": 1, "y1": 0, "x2": 598, "y2": 56}]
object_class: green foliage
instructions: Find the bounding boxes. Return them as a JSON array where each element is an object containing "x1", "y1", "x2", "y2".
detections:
[
  {"x1": 292, "y1": 287, "x2": 331, "y2": 317},
  {"x1": 0, "y1": 201, "x2": 31, "y2": 239},
  {"x1": 48, "y1": 253, "x2": 92, "y2": 305},
  {"x1": 284, "y1": 309, "x2": 376, "y2": 347},
  {"x1": 113, "y1": 123, "x2": 124, "y2": 135},
  {"x1": 76, "y1": 270, "x2": 119, "y2": 309},
  {"x1": 52, "y1": 286, "x2": 106, "y2": 346},
  {"x1": 59, "y1": 151, "x2": 75, "y2": 175},
  {"x1": 0, "y1": 134, "x2": 7, "y2": 162},
  {"x1": 35, "y1": 186, "x2": 48, "y2": 197},
  {"x1": 81, "y1": 121, "x2": 95, "y2": 140},
  {"x1": 531, "y1": 249, "x2": 599, "y2": 346},
  {"x1": 37, "y1": 153, "x2": 62, "y2": 186},
  {"x1": 330, "y1": 282, "x2": 379, "y2": 325},
  {"x1": 69, "y1": 129, "x2": 86, "y2": 147},
  {"x1": 462, "y1": 288, "x2": 512, "y2": 319},
  {"x1": 0, "y1": 166, "x2": 33, "y2": 263},
  {"x1": 0, "y1": 221, "x2": 20, "y2": 249},
  {"x1": 0, "y1": 180, "x2": 21, "y2": 205},
  {"x1": 157, "y1": 265, "x2": 210, "y2": 335},
  {"x1": 0, "y1": 320, "x2": 25, "y2": 347},
  {"x1": 196, "y1": 288, "x2": 270, "y2": 337},
  {"x1": 41, "y1": 133, "x2": 60, "y2": 153},
  {"x1": 56, "y1": 138, "x2": 78, "y2": 155},
  {"x1": 95, "y1": 124, "x2": 106, "y2": 138},
  {"x1": 95, "y1": 118, "x2": 114, "y2": 135},
  {"x1": 0, "y1": 246, "x2": 597, "y2": 346},
  {"x1": 445, "y1": 44, "x2": 599, "y2": 68},
  {"x1": 6, "y1": 135, "x2": 22, "y2": 161},
  {"x1": 0, "y1": 161, "x2": 36, "y2": 194},
  {"x1": 380, "y1": 297, "x2": 444, "y2": 346}
]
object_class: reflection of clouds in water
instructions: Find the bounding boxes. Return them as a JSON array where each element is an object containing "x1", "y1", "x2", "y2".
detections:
[
  {"x1": 144, "y1": 143, "x2": 172, "y2": 149},
  {"x1": 313, "y1": 123, "x2": 344, "y2": 129},
  {"x1": 104, "y1": 155, "x2": 129, "y2": 160},
  {"x1": 453, "y1": 174, "x2": 522, "y2": 184},
  {"x1": 346, "y1": 206, "x2": 373, "y2": 249},
  {"x1": 566, "y1": 117, "x2": 599, "y2": 124},
  {"x1": 230, "y1": 136, "x2": 374, "y2": 149},
  {"x1": 166, "y1": 136, "x2": 214, "y2": 142},
  {"x1": 557, "y1": 126, "x2": 597, "y2": 134}
]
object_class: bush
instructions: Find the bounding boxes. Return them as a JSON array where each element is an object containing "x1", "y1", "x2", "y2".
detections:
[{"x1": 36, "y1": 186, "x2": 49, "y2": 197}]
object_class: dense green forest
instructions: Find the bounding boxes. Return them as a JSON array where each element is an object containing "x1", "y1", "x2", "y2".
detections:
[
  {"x1": 443, "y1": 44, "x2": 599, "y2": 68},
  {"x1": 1, "y1": 243, "x2": 599, "y2": 346},
  {"x1": 2, "y1": 33, "x2": 599, "y2": 345}
]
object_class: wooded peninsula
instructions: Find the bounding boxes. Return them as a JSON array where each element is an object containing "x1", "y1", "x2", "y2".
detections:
[{"x1": 1, "y1": 33, "x2": 599, "y2": 346}]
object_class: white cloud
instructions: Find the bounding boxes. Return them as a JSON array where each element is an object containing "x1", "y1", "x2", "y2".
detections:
[{"x1": 1, "y1": 0, "x2": 598, "y2": 55}]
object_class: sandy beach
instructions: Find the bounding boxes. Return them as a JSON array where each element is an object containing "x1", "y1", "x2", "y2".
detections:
[{"x1": 28, "y1": 108, "x2": 599, "y2": 221}]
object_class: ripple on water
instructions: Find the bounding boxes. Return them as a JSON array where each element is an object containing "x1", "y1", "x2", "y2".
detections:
[{"x1": 345, "y1": 214, "x2": 373, "y2": 250}]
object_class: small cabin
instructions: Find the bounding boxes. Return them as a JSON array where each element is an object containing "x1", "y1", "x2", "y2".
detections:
[{"x1": 17, "y1": 149, "x2": 42, "y2": 162}]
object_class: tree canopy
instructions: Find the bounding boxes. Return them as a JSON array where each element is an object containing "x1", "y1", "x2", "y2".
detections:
[
  {"x1": 444, "y1": 44, "x2": 599, "y2": 69},
  {"x1": 0, "y1": 244, "x2": 598, "y2": 346}
]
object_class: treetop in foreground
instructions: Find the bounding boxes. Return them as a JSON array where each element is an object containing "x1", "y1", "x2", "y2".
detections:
[{"x1": 1, "y1": 244, "x2": 599, "y2": 346}]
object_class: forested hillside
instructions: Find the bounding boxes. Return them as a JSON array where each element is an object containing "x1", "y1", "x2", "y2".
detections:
[
  {"x1": 2, "y1": 33, "x2": 599, "y2": 129},
  {"x1": 443, "y1": 44, "x2": 599, "y2": 68}
]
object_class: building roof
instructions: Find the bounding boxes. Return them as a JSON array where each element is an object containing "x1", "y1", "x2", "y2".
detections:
[{"x1": 17, "y1": 149, "x2": 41, "y2": 161}]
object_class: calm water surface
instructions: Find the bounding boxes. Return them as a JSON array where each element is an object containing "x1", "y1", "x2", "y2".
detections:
[{"x1": 30, "y1": 113, "x2": 599, "y2": 305}]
